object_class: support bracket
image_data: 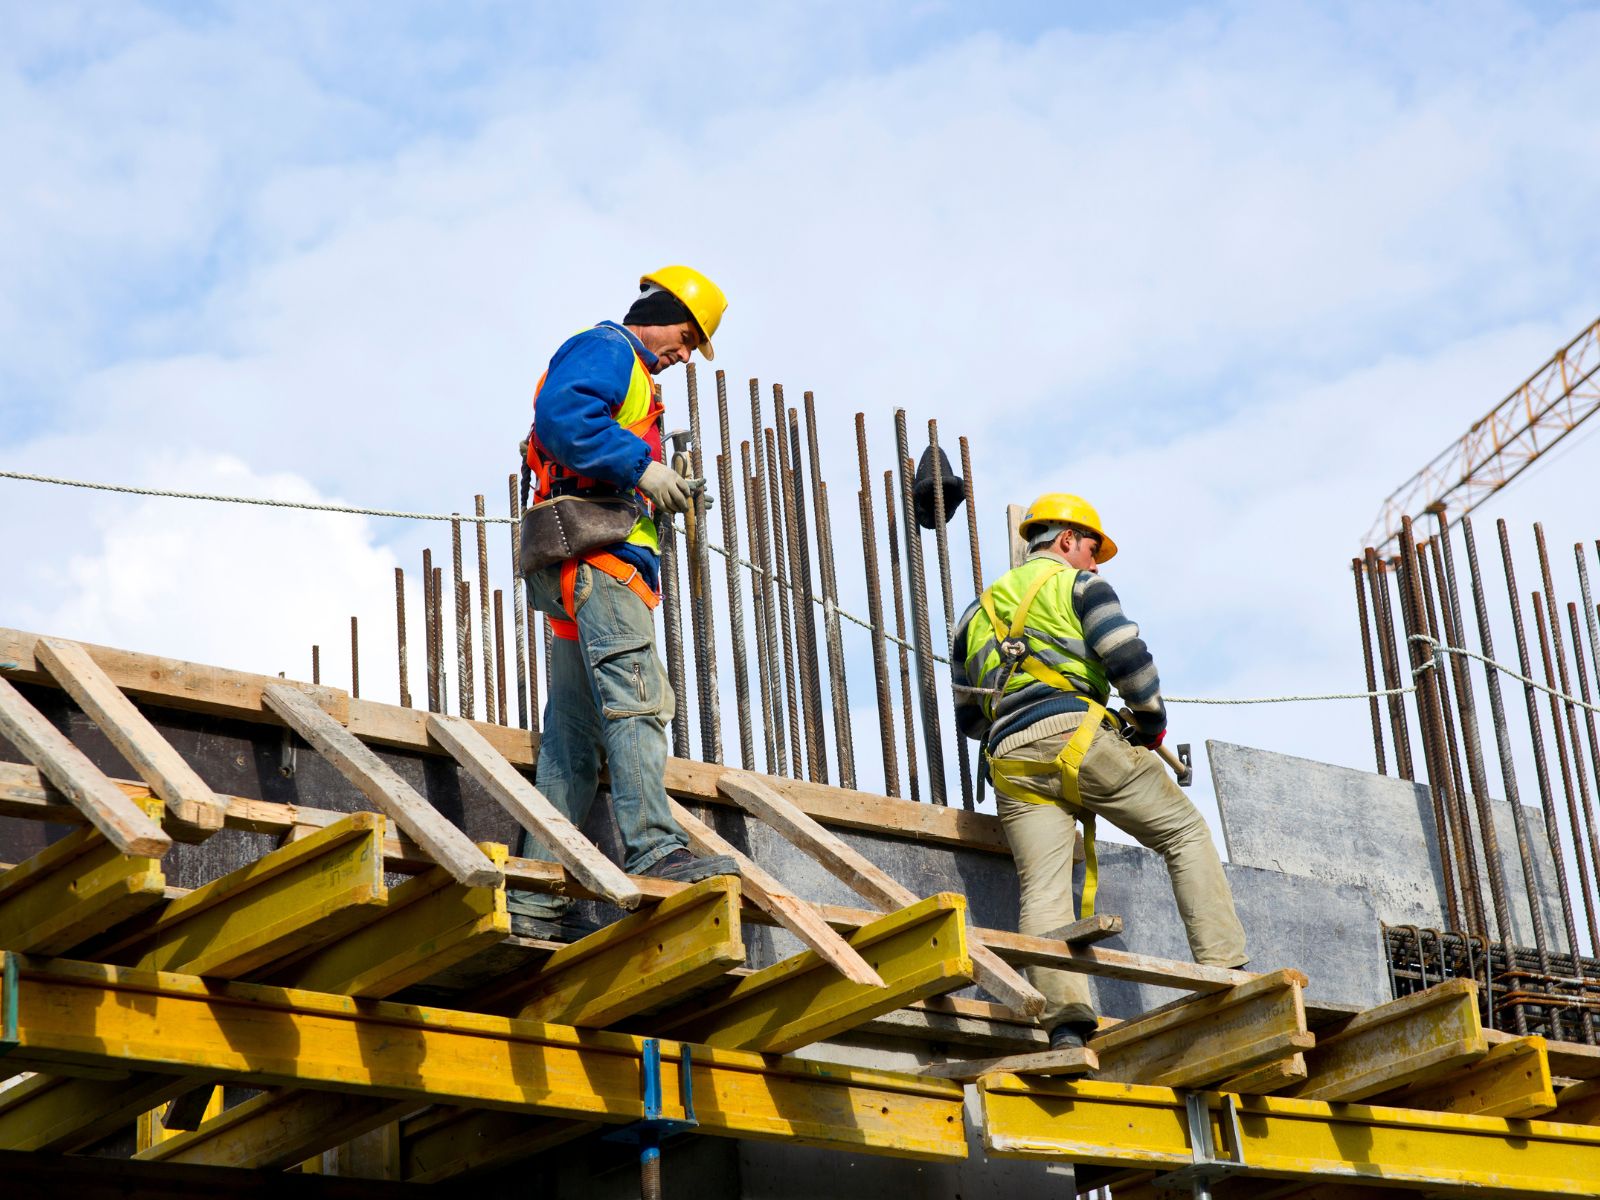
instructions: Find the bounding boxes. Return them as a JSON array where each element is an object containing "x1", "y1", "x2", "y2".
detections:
[{"x1": 1149, "y1": 1092, "x2": 1247, "y2": 1198}]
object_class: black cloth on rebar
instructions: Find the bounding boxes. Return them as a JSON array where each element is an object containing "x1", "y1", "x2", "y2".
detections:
[
  {"x1": 625, "y1": 288, "x2": 696, "y2": 329},
  {"x1": 912, "y1": 444, "x2": 965, "y2": 529}
]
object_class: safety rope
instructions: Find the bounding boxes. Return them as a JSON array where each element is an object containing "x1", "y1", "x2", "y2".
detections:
[{"x1": 5, "y1": 466, "x2": 1597, "y2": 712}]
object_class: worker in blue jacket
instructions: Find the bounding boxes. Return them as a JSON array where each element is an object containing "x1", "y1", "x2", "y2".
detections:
[{"x1": 510, "y1": 267, "x2": 737, "y2": 940}]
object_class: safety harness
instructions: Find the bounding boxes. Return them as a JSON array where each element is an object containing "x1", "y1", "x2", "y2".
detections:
[
  {"x1": 977, "y1": 560, "x2": 1121, "y2": 917},
  {"x1": 552, "y1": 551, "x2": 660, "y2": 641}
]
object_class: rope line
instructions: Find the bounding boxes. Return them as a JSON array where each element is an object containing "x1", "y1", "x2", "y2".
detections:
[{"x1": 6, "y1": 467, "x2": 1596, "y2": 712}]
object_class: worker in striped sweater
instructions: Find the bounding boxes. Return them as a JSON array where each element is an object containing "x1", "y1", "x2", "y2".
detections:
[{"x1": 952, "y1": 493, "x2": 1247, "y2": 1051}]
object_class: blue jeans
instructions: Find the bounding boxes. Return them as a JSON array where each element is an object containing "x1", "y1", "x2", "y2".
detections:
[{"x1": 508, "y1": 561, "x2": 684, "y2": 919}]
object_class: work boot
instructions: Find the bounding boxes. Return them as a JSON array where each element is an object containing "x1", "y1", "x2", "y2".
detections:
[
  {"x1": 1047, "y1": 1021, "x2": 1098, "y2": 1051},
  {"x1": 643, "y1": 849, "x2": 740, "y2": 884},
  {"x1": 509, "y1": 911, "x2": 601, "y2": 943}
]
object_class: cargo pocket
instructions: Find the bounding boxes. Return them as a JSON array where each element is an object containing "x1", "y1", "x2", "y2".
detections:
[{"x1": 587, "y1": 637, "x2": 669, "y2": 720}]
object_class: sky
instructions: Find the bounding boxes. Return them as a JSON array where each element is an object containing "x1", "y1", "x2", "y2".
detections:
[{"x1": 4, "y1": 0, "x2": 1600, "y2": 875}]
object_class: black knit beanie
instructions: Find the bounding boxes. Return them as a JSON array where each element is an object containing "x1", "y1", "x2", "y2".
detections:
[{"x1": 625, "y1": 286, "x2": 696, "y2": 329}]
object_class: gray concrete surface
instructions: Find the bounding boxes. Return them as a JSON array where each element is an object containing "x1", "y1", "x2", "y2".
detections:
[{"x1": 1210, "y1": 740, "x2": 1565, "y2": 945}]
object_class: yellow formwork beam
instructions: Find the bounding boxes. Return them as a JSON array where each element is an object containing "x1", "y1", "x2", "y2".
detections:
[
  {"x1": 0, "y1": 795, "x2": 166, "y2": 954},
  {"x1": 0, "y1": 952, "x2": 968, "y2": 1162},
  {"x1": 977, "y1": 1076, "x2": 1600, "y2": 1195},
  {"x1": 267, "y1": 842, "x2": 509, "y2": 997},
  {"x1": 106, "y1": 811, "x2": 388, "y2": 978},
  {"x1": 477, "y1": 873, "x2": 745, "y2": 1023},
  {"x1": 1553, "y1": 1078, "x2": 1600, "y2": 1125},
  {"x1": 654, "y1": 892, "x2": 973, "y2": 1054},
  {"x1": 1376, "y1": 1035, "x2": 1555, "y2": 1119},
  {"x1": 0, "y1": 1072, "x2": 202, "y2": 1152},
  {"x1": 141, "y1": 1089, "x2": 417, "y2": 1170}
]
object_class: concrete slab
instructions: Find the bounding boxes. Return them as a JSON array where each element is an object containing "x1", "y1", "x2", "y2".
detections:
[{"x1": 1209, "y1": 740, "x2": 1565, "y2": 946}]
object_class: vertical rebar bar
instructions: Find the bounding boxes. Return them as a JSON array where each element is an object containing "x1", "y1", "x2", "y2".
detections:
[
  {"x1": 742, "y1": 445, "x2": 777, "y2": 774},
  {"x1": 451, "y1": 516, "x2": 473, "y2": 719},
  {"x1": 959, "y1": 435, "x2": 987, "y2": 809},
  {"x1": 927, "y1": 420, "x2": 973, "y2": 809},
  {"x1": 432, "y1": 565, "x2": 445, "y2": 714},
  {"x1": 717, "y1": 371, "x2": 754, "y2": 770},
  {"x1": 492, "y1": 589, "x2": 507, "y2": 725},
  {"x1": 748, "y1": 380, "x2": 782, "y2": 774},
  {"x1": 312, "y1": 644, "x2": 320, "y2": 686},
  {"x1": 350, "y1": 616, "x2": 360, "y2": 701},
  {"x1": 762, "y1": 427, "x2": 801, "y2": 777},
  {"x1": 395, "y1": 567, "x2": 411, "y2": 709},
  {"x1": 508, "y1": 474, "x2": 529, "y2": 730},
  {"x1": 1397, "y1": 519, "x2": 1462, "y2": 930},
  {"x1": 660, "y1": 503, "x2": 690, "y2": 760},
  {"x1": 542, "y1": 617, "x2": 553, "y2": 709},
  {"x1": 423, "y1": 549, "x2": 438, "y2": 712},
  {"x1": 686, "y1": 364, "x2": 721, "y2": 763},
  {"x1": 1352, "y1": 558, "x2": 1387, "y2": 775},
  {"x1": 896, "y1": 410, "x2": 946, "y2": 805},
  {"x1": 780, "y1": 396, "x2": 827, "y2": 782},
  {"x1": 885, "y1": 469, "x2": 920, "y2": 803},
  {"x1": 1566, "y1": 598, "x2": 1600, "y2": 928},
  {"x1": 475, "y1": 495, "x2": 493, "y2": 725},
  {"x1": 1499, "y1": 519, "x2": 1585, "y2": 961},
  {"x1": 806, "y1": 392, "x2": 855, "y2": 789},
  {"x1": 856, "y1": 415, "x2": 898, "y2": 796},
  {"x1": 1366, "y1": 548, "x2": 1415, "y2": 779}
]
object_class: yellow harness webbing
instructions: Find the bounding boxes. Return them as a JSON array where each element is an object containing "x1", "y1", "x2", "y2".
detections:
[{"x1": 978, "y1": 562, "x2": 1116, "y2": 918}]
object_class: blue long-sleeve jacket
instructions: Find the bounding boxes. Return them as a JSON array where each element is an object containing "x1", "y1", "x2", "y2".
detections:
[{"x1": 533, "y1": 321, "x2": 660, "y2": 590}]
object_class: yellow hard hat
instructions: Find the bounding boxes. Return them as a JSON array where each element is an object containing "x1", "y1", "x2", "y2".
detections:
[
  {"x1": 1018, "y1": 493, "x2": 1118, "y2": 562},
  {"x1": 640, "y1": 265, "x2": 727, "y2": 360}
]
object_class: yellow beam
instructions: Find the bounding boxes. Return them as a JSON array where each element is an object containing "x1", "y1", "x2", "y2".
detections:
[
  {"x1": 0, "y1": 796, "x2": 166, "y2": 954},
  {"x1": 106, "y1": 811, "x2": 388, "y2": 978},
  {"x1": 141, "y1": 1090, "x2": 417, "y2": 1170},
  {"x1": 1553, "y1": 1078, "x2": 1600, "y2": 1125},
  {"x1": 654, "y1": 892, "x2": 974, "y2": 1054},
  {"x1": 1375, "y1": 1035, "x2": 1555, "y2": 1119},
  {"x1": 0, "y1": 1072, "x2": 200, "y2": 1152},
  {"x1": 978, "y1": 1076, "x2": 1600, "y2": 1194},
  {"x1": 474, "y1": 873, "x2": 744, "y2": 1023},
  {"x1": 1292, "y1": 978, "x2": 1485, "y2": 1101},
  {"x1": 0, "y1": 953, "x2": 967, "y2": 1162},
  {"x1": 1223, "y1": 1054, "x2": 1308, "y2": 1095}
]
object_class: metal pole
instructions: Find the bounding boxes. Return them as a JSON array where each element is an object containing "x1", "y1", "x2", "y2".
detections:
[
  {"x1": 451, "y1": 515, "x2": 473, "y2": 719},
  {"x1": 493, "y1": 589, "x2": 508, "y2": 725},
  {"x1": 763, "y1": 427, "x2": 802, "y2": 777},
  {"x1": 896, "y1": 410, "x2": 946, "y2": 805},
  {"x1": 884, "y1": 469, "x2": 921, "y2": 803},
  {"x1": 475, "y1": 495, "x2": 493, "y2": 725},
  {"x1": 777, "y1": 394, "x2": 827, "y2": 783},
  {"x1": 748, "y1": 381, "x2": 785, "y2": 775},
  {"x1": 350, "y1": 616, "x2": 360, "y2": 700},
  {"x1": 1366, "y1": 548, "x2": 1415, "y2": 779},
  {"x1": 1352, "y1": 557, "x2": 1387, "y2": 775},
  {"x1": 432, "y1": 566, "x2": 445, "y2": 714},
  {"x1": 959, "y1": 435, "x2": 988, "y2": 809},
  {"x1": 717, "y1": 371, "x2": 754, "y2": 771},
  {"x1": 422, "y1": 549, "x2": 437, "y2": 712},
  {"x1": 394, "y1": 567, "x2": 411, "y2": 709},
  {"x1": 686, "y1": 364, "x2": 721, "y2": 763},
  {"x1": 508, "y1": 473, "x2": 529, "y2": 730},
  {"x1": 856, "y1": 414, "x2": 898, "y2": 796},
  {"x1": 806, "y1": 392, "x2": 855, "y2": 789},
  {"x1": 660, "y1": 497, "x2": 690, "y2": 760},
  {"x1": 928, "y1": 420, "x2": 974, "y2": 810},
  {"x1": 312, "y1": 644, "x2": 320, "y2": 686},
  {"x1": 742, "y1": 443, "x2": 777, "y2": 774}
]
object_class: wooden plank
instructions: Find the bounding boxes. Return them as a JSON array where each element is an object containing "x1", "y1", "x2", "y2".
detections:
[
  {"x1": 653, "y1": 892, "x2": 974, "y2": 1054},
  {"x1": 0, "y1": 796, "x2": 167, "y2": 954},
  {"x1": 0, "y1": 676, "x2": 170, "y2": 857},
  {"x1": 401, "y1": 1111, "x2": 601, "y2": 1184},
  {"x1": 918, "y1": 1046, "x2": 1097, "y2": 1081},
  {"x1": 472, "y1": 874, "x2": 745, "y2": 1023},
  {"x1": 718, "y1": 769, "x2": 1045, "y2": 1018},
  {"x1": 1552, "y1": 1078, "x2": 1600, "y2": 1125},
  {"x1": 1091, "y1": 968, "x2": 1314, "y2": 1087},
  {"x1": 140, "y1": 1092, "x2": 420, "y2": 1171},
  {"x1": 0, "y1": 1072, "x2": 201, "y2": 1153},
  {"x1": 425, "y1": 712, "x2": 638, "y2": 908},
  {"x1": 263, "y1": 684, "x2": 500, "y2": 889},
  {"x1": 1377, "y1": 1035, "x2": 1556, "y2": 1119},
  {"x1": 1489, "y1": 1028, "x2": 1600, "y2": 1082},
  {"x1": 0, "y1": 953, "x2": 969, "y2": 1162},
  {"x1": 1292, "y1": 978, "x2": 1486, "y2": 1102},
  {"x1": 1224, "y1": 1053, "x2": 1309, "y2": 1094},
  {"x1": 35, "y1": 636, "x2": 226, "y2": 837},
  {"x1": 668, "y1": 798, "x2": 884, "y2": 987}
]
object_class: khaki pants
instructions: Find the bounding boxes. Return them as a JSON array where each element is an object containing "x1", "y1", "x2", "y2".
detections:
[{"x1": 993, "y1": 712, "x2": 1248, "y2": 1030}]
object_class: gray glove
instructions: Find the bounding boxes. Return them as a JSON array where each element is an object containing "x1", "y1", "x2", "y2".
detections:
[{"x1": 638, "y1": 461, "x2": 698, "y2": 515}]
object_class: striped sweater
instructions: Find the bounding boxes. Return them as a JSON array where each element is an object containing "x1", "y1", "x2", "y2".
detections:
[{"x1": 952, "y1": 558, "x2": 1167, "y2": 748}]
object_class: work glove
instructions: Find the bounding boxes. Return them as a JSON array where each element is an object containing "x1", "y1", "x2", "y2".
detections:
[
  {"x1": 1118, "y1": 707, "x2": 1166, "y2": 750},
  {"x1": 638, "y1": 462, "x2": 700, "y2": 515}
]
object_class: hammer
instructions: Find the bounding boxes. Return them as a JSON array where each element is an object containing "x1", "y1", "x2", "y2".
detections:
[
  {"x1": 1156, "y1": 742, "x2": 1193, "y2": 787},
  {"x1": 664, "y1": 430, "x2": 701, "y2": 600}
]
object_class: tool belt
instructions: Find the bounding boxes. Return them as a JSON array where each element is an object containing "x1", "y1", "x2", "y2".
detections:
[
  {"x1": 548, "y1": 551, "x2": 660, "y2": 642},
  {"x1": 986, "y1": 699, "x2": 1121, "y2": 918},
  {"x1": 518, "y1": 494, "x2": 642, "y2": 576}
]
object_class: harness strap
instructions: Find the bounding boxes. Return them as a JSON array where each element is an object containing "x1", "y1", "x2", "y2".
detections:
[{"x1": 548, "y1": 551, "x2": 661, "y2": 642}]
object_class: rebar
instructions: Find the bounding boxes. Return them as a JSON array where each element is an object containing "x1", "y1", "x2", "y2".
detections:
[
  {"x1": 717, "y1": 372, "x2": 754, "y2": 771},
  {"x1": 350, "y1": 616, "x2": 360, "y2": 700},
  {"x1": 423, "y1": 548, "x2": 438, "y2": 712},
  {"x1": 543, "y1": 616, "x2": 553, "y2": 706},
  {"x1": 475, "y1": 494, "x2": 493, "y2": 724},
  {"x1": 884, "y1": 469, "x2": 920, "y2": 803},
  {"x1": 1567, "y1": 598, "x2": 1600, "y2": 921},
  {"x1": 750, "y1": 382, "x2": 791, "y2": 776},
  {"x1": 741, "y1": 449, "x2": 776, "y2": 772},
  {"x1": 394, "y1": 567, "x2": 411, "y2": 709},
  {"x1": 493, "y1": 588, "x2": 508, "y2": 726},
  {"x1": 1365, "y1": 547, "x2": 1415, "y2": 779},
  {"x1": 856, "y1": 415, "x2": 898, "y2": 796},
  {"x1": 432, "y1": 565, "x2": 446, "y2": 714},
  {"x1": 312, "y1": 644, "x2": 320, "y2": 686},
  {"x1": 659, "y1": 499, "x2": 690, "y2": 760},
  {"x1": 508, "y1": 473, "x2": 529, "y2": 730},
  {"x1": 928, "y1": 420, "x2": 973, "y2": 810},
  {"x1": 1351, "y1": 558, "x2": 1387, "y2": 774},
  {"x1": 456, "y1": 581, "x2": 472, "y2": 721},
  {"x1": 765, "y1": 425, "x2": 804, "y2": 779},
  {"x1": 1499, "y1": 518, "x2": 1587, "y2": 962},
  {"x1": 686, "y1": 364, "x2": 721, "y2": 763},
  {"x1": 897, "y1": 413, "x2": 947, "y2": 805},
  {"x1": 779, "y1": 394, "x2": 827, "y2": 782},
  {"x1": 807, "y1": 392, "x2": 855, "y2": 789},
  {"x1": 959, "y1": 435, "x2": 987, "y2": 808}
]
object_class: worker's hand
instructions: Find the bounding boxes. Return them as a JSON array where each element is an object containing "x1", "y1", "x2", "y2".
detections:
[
  {"x1": 638, "y1": 462, "x2": 696, "y2": 514},
  {"x1": 1118, "y1": 707, "x2": 1166, "y2": 749}
]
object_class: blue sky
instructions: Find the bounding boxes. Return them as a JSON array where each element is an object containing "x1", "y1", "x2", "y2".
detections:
[{"x1": 4, "y1": 0, "x2": 1600, "y2": 833}]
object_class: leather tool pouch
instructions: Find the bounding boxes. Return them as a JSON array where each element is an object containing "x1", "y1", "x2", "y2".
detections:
[{"x1": 518, "y1": 495, "x2": 640, "y2": 575}]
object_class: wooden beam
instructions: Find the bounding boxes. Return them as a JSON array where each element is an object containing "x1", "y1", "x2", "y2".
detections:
[
  {"x1": 263, "y1": 684, "x2": 500, "y2": 888},
  {"x1": 1224, "y1": 1053, "x2": 1309, "y2": 1094},
  {"x1": 400, "y1": 1111, "x2": 600, "y2": 1184},
  {"x1": 0, "y1": 676, "x2": 169, "y2": 856},
  {"x1": 718, "y1": 769, "x2": 1045, "y2": 1018},
  {"x1": 652, "y1": 892, "x2": 974, "y2": 1054},
  {"x1": 142, "y1": 1092, "x2": 420, "y2": 1171},
  {"x1": 472, "y1": 873, "x2": 744, "y2": 1023},
  {"x1": 1090, "y1": 968, "x2": 1314, "y2": 1087},
  {"x1": 425, "y1": 712, "x2": 638, "y2": 908},
  {"x1": 0, "y1": 1072, "x2": 205, "y2": 1153},
  {"x1": 1553, "y1": 1078, "x2": 1600, "y2": 1125},
  {"x1": 1375, "y1": 1035, "x2": 1555, "y2": 1119},
  {"x1": 0, "y1": 953, "x2": 969, "y2": 1162},
  {"x1": 0, "y1": 796, "x2": 166, "y2": 954},
  {"x1": 668, "y1": 798, "x2": 884, "y2": 987},
  {"x1": 1292, "y1": 978, "x2": 1486, "y2": 1102},
  {"x1": 34, "y1": 636, "x2": 226, "y2": 837},
  {"x1": 918, "y1": 1046, "x2": 1097, "y2": 1082}
]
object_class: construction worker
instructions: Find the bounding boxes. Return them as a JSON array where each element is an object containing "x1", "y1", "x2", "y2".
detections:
[
  {"x1": 952, "y1": 494, "x2": 1247, "y2": 1049},
  {"x1": 509, "y1": 266, "x2": 738, "y2": 940}
]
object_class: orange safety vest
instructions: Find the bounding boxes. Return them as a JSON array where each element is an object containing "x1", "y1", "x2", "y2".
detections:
[{"x1": 524, "y1": 327, "x2": 664, "y2": 639}]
